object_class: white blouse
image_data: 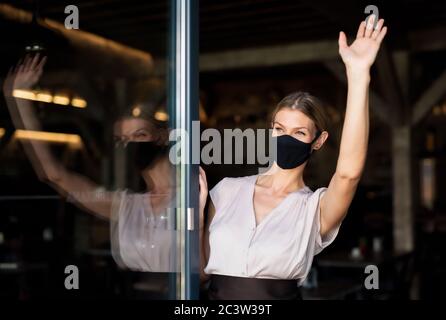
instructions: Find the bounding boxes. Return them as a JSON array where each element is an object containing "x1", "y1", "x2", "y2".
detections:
[
  {"x1": 204, "y1": 174, "x2": 341, "y2": 285},
  {"x1": 110, "y1": 190, "x2": 179, "y2": 273}
]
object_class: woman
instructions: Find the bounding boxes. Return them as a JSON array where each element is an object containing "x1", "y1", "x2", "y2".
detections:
[
  {"x1": 199, "y1": 16, "x2": 387, "y2": 300},
  {"x1": 3, "y1": 55, "x2": 178, "y2": 273}
]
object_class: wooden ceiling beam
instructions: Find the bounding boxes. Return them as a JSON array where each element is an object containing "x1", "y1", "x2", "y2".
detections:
[{"x1": 0, "y1": 4, "x2": 153, "y2": 79}]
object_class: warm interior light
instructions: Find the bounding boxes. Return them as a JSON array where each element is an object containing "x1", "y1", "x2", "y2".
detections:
[
  {"x1": 13, "y1": 89, "x2": 86, "y2": 109},
  {"x1": 13, "y1": 89, "x2": 36, "y2": 100},
  {"x1": 14, "y1": 130, "x2": 82, "y2": 146},
  {"x1": 154, "y1": 110, "x2": 169, "y2": 121},
  {"x1": 53, "y1": 95, "x2": 70, "y2": 105},
  {"x1": 132, "y1": 106, "x2": 141, "y2": 117},
  {"x1": 0, "y1": 128, "x2": 5, "y2": 138},
  {"x1": 35, "y1": 92, "x2": 53, "y2": 103},
  {"x1": 71, "y1": 98, "x2": 87, "y2": 108}
]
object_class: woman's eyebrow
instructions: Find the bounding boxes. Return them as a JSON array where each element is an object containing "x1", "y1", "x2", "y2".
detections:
[
  {"x1": 273, "y1": 121, "x2": 309, "y2": 130},
  {"x1": 131, "y1": 128, "x2": 149, "y2": 134}
]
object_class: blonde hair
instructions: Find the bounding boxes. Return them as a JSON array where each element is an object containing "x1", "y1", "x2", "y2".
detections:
[{"x1": 271, "y1": 91, "x2": 328, "y2": 135}]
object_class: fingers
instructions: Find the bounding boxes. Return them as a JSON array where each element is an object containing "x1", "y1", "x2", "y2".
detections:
[
  {"x1": 17, "y1": 63, "x2": 25, "y2": 74},
  {"x1": 199, "y1": 168, "x2": 204, "y2": 183},
  {"x1": 36, "y1": 55, "x2": 47, "y2": 71},
  {"x1": 356, "y1": 21, "x2": 366, "y2": 38},
  {"x1": 199, "y1": 166, "x2": 206, "y2": 179},
  {"x1": 199, "y1": 174, "x2": 207, "y2": 197},
  {"x1": 376, "y1": 26, "x2": 388, "y2": 43},
  {"x1": 23, "y1": 54, "x2": 34, "y2": 72},
  {"x1": 198, "y1": 166, "x2": 209, "y2": 216},
  {"x1": 372, "y1": 19, "x2": 385, "y2": 40},
  {"x1": 360, "y1": 15, "x2": 387, "y2": 42},
  {"x1": 338, "y1": 31, "x2": 348, "y2": 49},
  {"x1": 28, "y1": 53, "x2": 41, "y2": 72},
  {"x1": 364, "y1": 14, "x2": 376, "y2": 38},
  {"x1": 15, "y1": 53, "x2": 46, "y2": 74},
  {"x1": 199, "y1": 166, "x2": 208, "y2": 189}
]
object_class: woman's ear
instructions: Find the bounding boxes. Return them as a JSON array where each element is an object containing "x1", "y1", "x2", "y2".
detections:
[{"x1": 313, "y1": 131, "x2": 328, "y2": 150}]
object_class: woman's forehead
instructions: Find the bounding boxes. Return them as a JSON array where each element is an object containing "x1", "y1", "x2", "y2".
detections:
[
  {"x1": 114, "y1": 118, "x2": 152, "y2": 135},
  {"x1": 274, "y1": 108, "x2": 315, "y2": 130}
]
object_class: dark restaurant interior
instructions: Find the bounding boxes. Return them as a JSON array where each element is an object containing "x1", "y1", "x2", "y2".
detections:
[{"x1": 0, "y1": 0, "x2": 445, "y2": 300}]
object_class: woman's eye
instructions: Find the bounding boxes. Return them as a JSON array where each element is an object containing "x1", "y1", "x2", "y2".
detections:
[
  {"x1": 296, "y1": 131, "x2": 305, "y2": 136},
  {"x1": 135, "y1": 132, "x2": 148, "y2": 138},
  {"x1": 274, "y1": 127, "x2": 283, "y2": 132}
]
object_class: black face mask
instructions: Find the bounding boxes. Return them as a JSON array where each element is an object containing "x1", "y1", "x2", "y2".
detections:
[
  {"x1": 272, "y1": 133, "x2": 321, "y2": 170},
  {"x1": 116, "y1": 141, "x2": 168, "y2": 171},
  {"x1": 114, "y1": 141, "x2": 169, "y2": 193}
]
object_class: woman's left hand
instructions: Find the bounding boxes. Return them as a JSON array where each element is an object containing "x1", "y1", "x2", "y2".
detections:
[
  {"x1": 338, "y1": 15, "x2": 387, "y2": 72},
  {"x1": 198, "y1": 166, "x2": 208, "y2": 226}
]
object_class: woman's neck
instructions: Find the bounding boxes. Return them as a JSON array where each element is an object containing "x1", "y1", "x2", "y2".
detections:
[
  {"x1": 141, "y1": 156, "x2": 174, "y2": 194},
  {"x1": 259, "y1": 163, "x2": 307, "y2": 194}
]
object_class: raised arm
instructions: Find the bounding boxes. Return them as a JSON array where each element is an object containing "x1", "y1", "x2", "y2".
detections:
[
  {"x1": 319, "y1": 16, "x2": 387, "y2": 236},
  {"x1": 3, "y1": 54, "x2": 112, "y2": 219}
]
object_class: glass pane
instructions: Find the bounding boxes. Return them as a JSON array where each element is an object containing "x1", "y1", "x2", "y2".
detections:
[{"x1": 0, "y1": 0, "x2": 181, "y2": 299}]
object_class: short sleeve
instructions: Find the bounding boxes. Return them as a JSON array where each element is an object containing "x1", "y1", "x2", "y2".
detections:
[
  {"x1": 110, "y1": 189, "x2": 128, "y2": 222},
  {"x1": 109, "y1": 189, "x2": 130, "y2": 269},
  {"x1": 309, "y1": 187, "x2": 342, "y2": 256},
  {"x1": 209, "y1": 177, "x2": 240, "y2": 212}
]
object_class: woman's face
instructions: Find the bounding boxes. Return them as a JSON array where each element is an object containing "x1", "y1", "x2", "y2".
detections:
[
  {"x1": 272, "y1": 108, "x2": 319, "y2": 143},
  {"x1": 113, "y1": 118, "x2": 156, "y2": 145}
]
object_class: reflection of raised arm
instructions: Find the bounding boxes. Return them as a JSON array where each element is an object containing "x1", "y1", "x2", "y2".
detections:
[{"x1": 3, "y1": 55, "x2": 112, "y2": 219}]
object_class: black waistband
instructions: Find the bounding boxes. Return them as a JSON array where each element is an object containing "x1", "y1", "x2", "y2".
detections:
[{"x1": 208, "y1": 274, "x2": 302, "y2": 300}]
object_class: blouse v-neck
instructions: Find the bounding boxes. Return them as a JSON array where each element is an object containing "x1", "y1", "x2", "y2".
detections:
[
  {"x1": 204, "y1": 174, "x2": 341, "y2": 282},
  {"x1": 250, "y1": 175, "x2": 310, "y2": 228}
]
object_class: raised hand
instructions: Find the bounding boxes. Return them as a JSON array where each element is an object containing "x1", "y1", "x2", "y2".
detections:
[
  {"x1": 3, "y1": 54, "x2": 47, "y2": 96},
  {"x1": 338, "y1": 15, "x2": 387, "y2": 72}
]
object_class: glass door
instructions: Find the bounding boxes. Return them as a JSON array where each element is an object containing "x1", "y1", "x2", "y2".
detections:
[
  {"x1": 169, "y1": 0, "x2": 199, "y2": 300},
  {"x1": 0, "y1": 0, "x2": 198, "y2": 300}
]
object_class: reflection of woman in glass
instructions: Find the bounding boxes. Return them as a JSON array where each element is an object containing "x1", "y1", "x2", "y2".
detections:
[
  {"x1": 3, "y1": 55, "x2": 177, "y2": 273},
  {"x1": 199, "y1": 16, "x2": 387, "y2": 299}
]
